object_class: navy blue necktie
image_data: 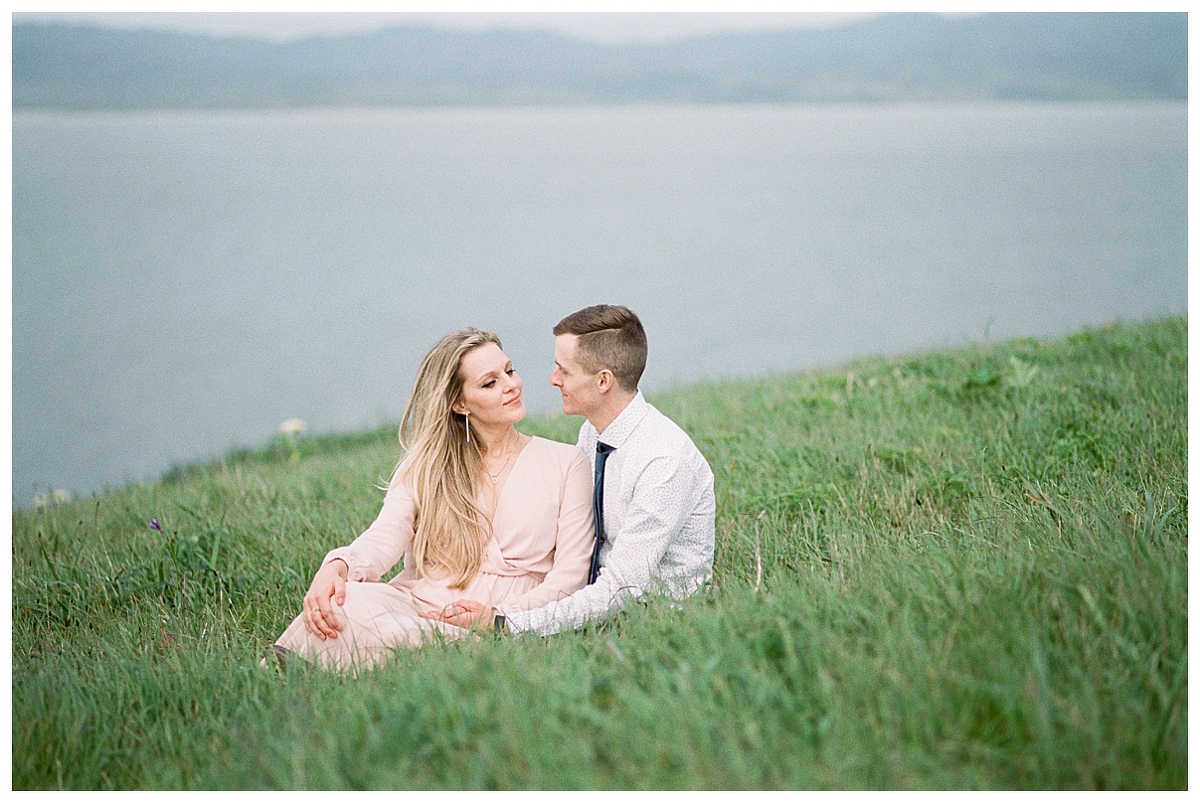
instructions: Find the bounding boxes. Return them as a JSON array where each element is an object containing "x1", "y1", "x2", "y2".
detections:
[{"x1": 588, "y1": 442, "x2": 616, "y2": 584}]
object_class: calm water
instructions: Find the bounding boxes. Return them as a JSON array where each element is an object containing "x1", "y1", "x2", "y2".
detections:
[{"x1": 12, "y1": 103, "x2": 1187, "y2": 505}]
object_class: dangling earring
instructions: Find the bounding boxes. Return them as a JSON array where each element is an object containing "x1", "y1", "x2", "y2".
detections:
[{"x1": 464, "y1": 412, "x2": 471, "y2": 443}]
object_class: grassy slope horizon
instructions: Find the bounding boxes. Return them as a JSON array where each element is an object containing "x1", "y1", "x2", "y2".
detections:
[
  {"x1": 19, "y1": 316, "x2": 1181, "y2": 507},
  {"x1": 12, "y1": 315, "x2": 1187, "y2": 789}
]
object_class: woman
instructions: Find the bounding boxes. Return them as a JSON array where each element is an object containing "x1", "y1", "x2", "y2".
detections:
[{"x1": 269, "y1": 328, "x2": 594, "y2": 672}]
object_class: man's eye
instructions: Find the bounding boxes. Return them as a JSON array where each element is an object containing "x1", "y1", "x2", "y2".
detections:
[{"x1": 506, "y1": 368, "x2": 516, "y2": 375}]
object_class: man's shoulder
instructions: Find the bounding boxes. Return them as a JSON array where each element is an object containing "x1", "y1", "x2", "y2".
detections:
[
  {"x1": 641, "y1": 401, "x2": 693, "y2": 441},
  {"x1": 636, "y1": 403, "x2": 710, "y2": 465}
]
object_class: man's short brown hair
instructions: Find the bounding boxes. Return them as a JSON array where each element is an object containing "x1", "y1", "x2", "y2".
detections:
[{"x1": 554, "y1": 305, "x2": 648, "y2": 391}]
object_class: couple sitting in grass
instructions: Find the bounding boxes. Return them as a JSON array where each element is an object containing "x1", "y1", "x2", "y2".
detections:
[{"x1": 268, "y1": 305, "x2": 716, "y2": 671}]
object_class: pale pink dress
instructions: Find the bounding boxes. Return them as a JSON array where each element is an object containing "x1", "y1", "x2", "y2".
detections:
[{"x1": 272, "y1": 436, "x2": 594, "y2": 671}]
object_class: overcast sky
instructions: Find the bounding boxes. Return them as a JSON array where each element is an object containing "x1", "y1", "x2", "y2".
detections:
[{"x1": 13, "y1": 9, "x2": 888, "y2": 43}]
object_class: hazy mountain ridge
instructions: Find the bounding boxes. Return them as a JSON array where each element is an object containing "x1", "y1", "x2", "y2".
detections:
[{"x1": 13, "y1": 12, "x2": 1187, "y2": 109}]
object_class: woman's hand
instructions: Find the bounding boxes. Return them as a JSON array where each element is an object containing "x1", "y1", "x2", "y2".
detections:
[
  {"x1": 303, "y1": 559, "x2": 348, "y2": 640},
  {"x1": 420, "y1": 599, "x2": 495, "y2": 630}
]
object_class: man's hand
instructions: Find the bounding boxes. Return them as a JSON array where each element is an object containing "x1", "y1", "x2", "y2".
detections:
[{"x1": 420, "y1": 599, "x2": 494, "y2": 630}]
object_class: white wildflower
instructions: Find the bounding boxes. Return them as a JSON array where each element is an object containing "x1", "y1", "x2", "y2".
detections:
[
  {"x1": 279, "y1": 418, "x2": 307, "y2": 436},
  {"x1": 1006, "y1": 357, "x2": 1039, "y2": 388}
]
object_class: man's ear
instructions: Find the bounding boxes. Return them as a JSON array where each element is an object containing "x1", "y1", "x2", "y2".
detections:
[{"x1": 596, "y1": 369, "x2": 616, "y2": 394}]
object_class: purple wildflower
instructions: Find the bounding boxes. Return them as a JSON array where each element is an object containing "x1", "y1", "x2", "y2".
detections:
[{"x1": 149, "y1": 518, "x2": 163, "y2": 532}]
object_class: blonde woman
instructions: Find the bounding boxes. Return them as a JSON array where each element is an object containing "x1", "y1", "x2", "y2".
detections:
[{"x1": 268, "y1": 328, "x2": 594, "y2": 671}]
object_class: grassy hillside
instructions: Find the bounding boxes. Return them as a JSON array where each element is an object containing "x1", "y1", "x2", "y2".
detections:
[{"x1": 12, "y1": 316, "x2": 1186, "y2": 789}]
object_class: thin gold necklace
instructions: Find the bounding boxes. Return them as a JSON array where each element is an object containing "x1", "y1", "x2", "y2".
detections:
[{"x1": 483, "y1": 431, "x2": 519, "y2": 483}]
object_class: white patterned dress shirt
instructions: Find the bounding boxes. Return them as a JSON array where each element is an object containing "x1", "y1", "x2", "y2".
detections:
[{"x1": 501, "y1": 391, "x2": 716, "y2": 636}]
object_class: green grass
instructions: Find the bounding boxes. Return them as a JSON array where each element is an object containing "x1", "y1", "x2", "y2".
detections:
[{"x1": 12, "y1": 316, "x2": 1187, "y2": 789}]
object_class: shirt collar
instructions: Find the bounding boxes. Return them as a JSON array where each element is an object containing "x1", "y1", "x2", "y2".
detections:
[{"x1": 596, "y1": 390, "x2": 648, "y2": 449}]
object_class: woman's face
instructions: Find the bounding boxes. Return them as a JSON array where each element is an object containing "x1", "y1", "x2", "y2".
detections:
[{"x1": 453, "y1": 342, "x2": 526, "y2": 428}]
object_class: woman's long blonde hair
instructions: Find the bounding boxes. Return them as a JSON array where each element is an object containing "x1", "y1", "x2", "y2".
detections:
[{"x1": 396, "y1": 328, "x2": 500, "y2": 589}]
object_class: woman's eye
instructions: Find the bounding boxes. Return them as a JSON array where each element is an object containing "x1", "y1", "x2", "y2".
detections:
[{"x1": 483, "y1": 380, "x2": 495, "y2": 388}]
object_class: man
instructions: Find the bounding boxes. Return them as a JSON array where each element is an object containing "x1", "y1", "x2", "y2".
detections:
[{"x1": 423, "y1": 304, "x2": 716, "y2": 636}]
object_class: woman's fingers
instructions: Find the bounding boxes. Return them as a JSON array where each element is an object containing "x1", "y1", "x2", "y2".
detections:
[
  {"x1": 435, "y1": 605, "x2": 464, "y2": 625},
  {"x1": 415, "y1": 604, "x2": 448, "y2": 624},
  {"x1": 306, "y1": 605, "x2": 326, "y2": 638},
  {"x1": 417, "y1": 604, "x2": 469, "y2": 627},
  {"x1": 318, "y1": 596, "x2": 343, "y2": 636},
  {"x1": 302, "y1": 589, "x2": 343, "y2": 639},
  {"x1": 303, "y1": 598, "x2": 326, "y2": 638},
  {"x1": 312, "y1": 605, "x2": 334, "y2": 639},
  {"x1": 316, "y1": 604, "x2": 340, "y2": 633}
]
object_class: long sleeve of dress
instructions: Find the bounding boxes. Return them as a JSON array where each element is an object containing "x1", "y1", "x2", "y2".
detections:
[
  {"x1": 322, "y1": 465, "x2": 415, "y2": 582},
  {"x1": 498, "y1": 448, "x2": 595, "y2": 613}
]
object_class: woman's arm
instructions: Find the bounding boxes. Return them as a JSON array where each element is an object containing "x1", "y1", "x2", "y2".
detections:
[
  {"x1": 498, "y1": 449, "x2": 594, "y2": 612},
  {"x1": 322, "y1": 462, "x2": 417, "y2": 582}
]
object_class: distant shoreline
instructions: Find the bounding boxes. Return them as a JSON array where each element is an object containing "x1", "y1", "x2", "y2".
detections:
[
  {"x1": 13, "y1": 13, "x2": 1186, "y2": 111},
  {"x1": 11, "y1": 98, "x2": 1190, "y2": 118}
]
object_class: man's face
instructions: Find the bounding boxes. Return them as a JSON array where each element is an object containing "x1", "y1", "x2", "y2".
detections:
[{"x1": 550, "y1": 334, "x2": 602, "y2": 418}]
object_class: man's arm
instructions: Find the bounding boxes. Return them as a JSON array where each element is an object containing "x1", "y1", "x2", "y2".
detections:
[
  {"x1": 420, "y1": 453, "x2": 697, "y2": 635},
  {"x1": 500, "y1": 453, "x2": 697, "y2": 636}
]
